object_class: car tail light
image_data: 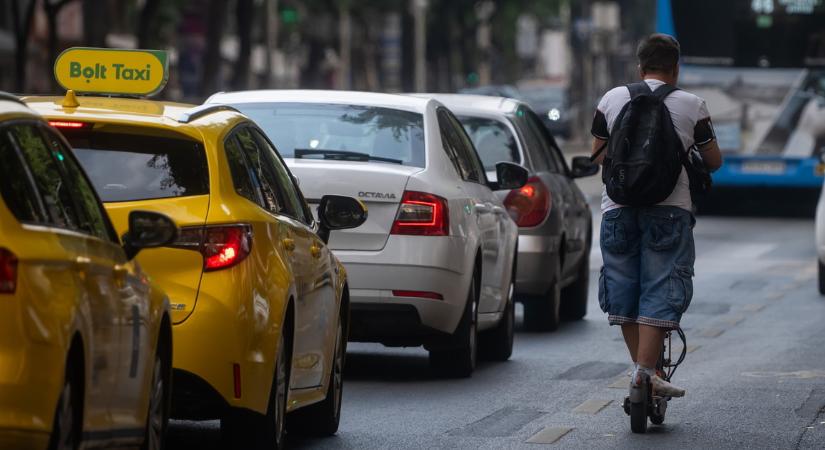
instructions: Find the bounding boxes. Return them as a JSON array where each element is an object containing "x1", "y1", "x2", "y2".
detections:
[
  {"x1": 170, "y1": 224, "x2": 252, "y2": 271},
  {"x1": 504, "y1": 177, "x2": 551, "y2": 227},
  {"x1": 390, "y1": 191, "x2": 449, "y2": 236},
  {"x1": 48, "y1": 121, "x2": 90, "y2": 129},
  {"x1": 0, "y1": 248, "x2": 17, "y2": 294},
  {"x1": 392, "y1": 290, "x2": 443, "y2": 300}
]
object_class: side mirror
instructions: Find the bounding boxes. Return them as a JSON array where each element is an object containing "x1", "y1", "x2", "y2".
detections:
[
  {"x1": 490, "y1": 161, "x2": 529, "y2": 191},
  {"x1": 122, "y1": 210, "x2": 178, "y2": 260},
  {"x1": 317, "y1": 195, "x2": 368, "y2": 243},
  {"x1": 570, "y1": 156, "x2": 599, "y2": 178}
]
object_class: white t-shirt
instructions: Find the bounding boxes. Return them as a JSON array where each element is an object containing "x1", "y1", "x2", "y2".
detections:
[{"x1": 592, "y1": 78, "x2": 715, "y2": 213}]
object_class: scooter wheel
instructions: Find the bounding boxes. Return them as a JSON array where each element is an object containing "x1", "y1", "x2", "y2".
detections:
[
  {"x1": 630, "y1": 401, "x2": 648, "y2": 433},
  {"x1": 650, "y1": 414, "x2": 665, "y2": 425}
]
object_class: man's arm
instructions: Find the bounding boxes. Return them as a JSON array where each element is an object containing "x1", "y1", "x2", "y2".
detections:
[
  {"x1": 693, "y1": 115, "x2": 722, "y2": 172},
  {"x1": 592, "y1": 137, "x2": 607, "y2": 165},
  {"x1": 697, "y1": 140, "x2": 722, "y2": 172}
]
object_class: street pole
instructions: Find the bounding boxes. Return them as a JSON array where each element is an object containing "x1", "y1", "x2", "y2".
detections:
[
  {"x1": 412, "y1": 0, "x2": 428, "y2": 92},
  {"x1": 339, "y1": 1, "x2": 352, "y2": 90},
  {"x1": 475, "y1": 1, "x2": 495, "y2": 86}
]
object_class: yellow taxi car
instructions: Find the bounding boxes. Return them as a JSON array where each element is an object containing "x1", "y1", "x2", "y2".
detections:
[
  {"x1": 0, "y1": 92, "x2": 177, "y2": 449},
  {"x1": 26, "y1": 47, "x2": 368, "y2": 449}
]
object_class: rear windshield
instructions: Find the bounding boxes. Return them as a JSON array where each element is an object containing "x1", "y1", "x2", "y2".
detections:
[
  {"x1": 457, "y1": 116, "x2": 520, "y2": 171},
  {"x1": 231, "y1": 103, "x2": 426, "y2": 167},
  {"x1": 62, "y1": 130, "x2": 209, "y2": 202}
]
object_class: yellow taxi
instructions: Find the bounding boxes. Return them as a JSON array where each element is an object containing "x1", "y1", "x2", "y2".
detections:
[
  {"x1": 0, "y1": 92, "x2": 177, "y2": 449},
  {"x1": 26, "y1": 47, "x2": 367, "y2": 448}
]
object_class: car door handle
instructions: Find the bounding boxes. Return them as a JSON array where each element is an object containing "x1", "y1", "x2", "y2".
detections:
[
  {"x1": 474, "y1": 203, "x2": 491, "y2": 213},
  {"x1": 282, "y1": 238, "x2": 296, "y2": 252},
  {"x1": 310, "y1": 244, "x2": 322, "y2": 259}
]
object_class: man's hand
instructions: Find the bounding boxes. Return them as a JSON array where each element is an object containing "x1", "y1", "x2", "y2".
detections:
[
  {"x1": 697, "y1": 140, "x2": 722, "y2": 172},
  {"x1": 591, "y1": 138, "x2": 607, "y2": 165}
]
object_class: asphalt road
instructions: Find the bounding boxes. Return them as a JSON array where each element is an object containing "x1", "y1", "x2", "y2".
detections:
[{"x1": 167, "y1": 200, "x2": 825, "y2": 449}]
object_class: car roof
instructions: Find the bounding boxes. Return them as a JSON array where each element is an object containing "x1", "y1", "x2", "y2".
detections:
[
  {"x1": 207, "y1": 89, "x2": 434, "y2": 114},
  {"x1": 0, "y1": 93, "x2": 45, "y2": 122},
  {"x1": 23, "y1": 94, "x2": 249, "y2": 135},
  {"x1": 409, "y1": 93, "x2": 523, "y2": 116}
]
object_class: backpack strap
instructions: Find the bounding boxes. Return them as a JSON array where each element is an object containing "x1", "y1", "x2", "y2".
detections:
[
  {"x1": 626, "y1": 82, "x2": 652, "y2": 99},
  {"x1": 651, "y1": 83, "x2": 679, "y2": 101}
]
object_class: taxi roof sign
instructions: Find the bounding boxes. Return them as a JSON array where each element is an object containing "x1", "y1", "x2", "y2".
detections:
[{"x1": 54, "y1": 47, "x2": 169, "y2": 97}]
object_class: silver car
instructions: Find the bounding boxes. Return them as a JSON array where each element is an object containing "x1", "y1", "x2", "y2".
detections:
[
  {"x1": 420, "y1": 94, "x2": 598, "y2": 331},
  {"x1": 207, "y1": 90, "x2": 527, "y2": 377}
]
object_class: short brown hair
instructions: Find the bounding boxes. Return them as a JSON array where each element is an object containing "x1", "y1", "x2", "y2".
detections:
[{"x1": 637, "y1": 33, "x2": 680, "y2": 73}]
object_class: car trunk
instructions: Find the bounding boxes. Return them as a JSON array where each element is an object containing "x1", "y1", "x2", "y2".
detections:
[
  {"x1": 286, "y1": 159, "x2": 422, "y2": 251},
  {"x1": 104, "y1": 196, "x2": 209, "y2": 323}
]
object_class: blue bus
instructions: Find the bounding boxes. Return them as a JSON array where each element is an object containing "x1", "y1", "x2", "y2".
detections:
[{"x1": 657, "y1": 0, "x2": 825, "y2": 192}]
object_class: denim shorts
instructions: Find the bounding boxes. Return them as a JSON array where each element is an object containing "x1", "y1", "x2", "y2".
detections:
[{"x1": 598, "y1": 206, "x2": 695, "y2": 330}]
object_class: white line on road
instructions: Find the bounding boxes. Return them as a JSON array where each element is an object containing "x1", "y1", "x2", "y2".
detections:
[
  {"x1": 526, "y1": 426, "x2": 574, "y2": 444},
  {"x1": 572, "y1": 399, "x2": 612, "y2": 414}
]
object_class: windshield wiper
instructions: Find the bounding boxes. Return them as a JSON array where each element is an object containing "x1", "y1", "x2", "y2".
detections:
[{"x1": 294, "y1": 149, "x2": 403, "y2": 165}]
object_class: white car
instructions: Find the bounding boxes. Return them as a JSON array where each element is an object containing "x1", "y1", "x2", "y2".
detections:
[{"x1": 207, "y1": 90, "x2": 527, "y2": 376}]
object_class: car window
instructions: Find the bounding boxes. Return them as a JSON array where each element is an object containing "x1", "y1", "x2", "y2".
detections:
[
  {"x1": 236, "y1": 127, "x2": 283, "y2": 214},
  {"x1": 437, "y1": 109, "x2": 479, "y2": 182},
  {"x1": 445, "y1": 111, "x2": 486, "y2": 183},
  {"x1": 64, "y1": 129, "x2": 209, "y2": 203},
  {"x1": 42, "y1": 127, "x2": 113, "y2": 242},
  {"x1": 457, "y1": 115, "x2": 521, "y2": 171},
  {"x1": 8, "y1": 124, "x2": 83, "y2": 231},
  {"x1": 0, "y1": 126, "x2": 46, "y2": 223},
  {"x1": 250, "y1": 128, "x2": 309, "y2": 224},
  {"x1": 523, "y1": 107, "x2": 569, "y2": 174},
  {"x1": 224, "y1": 132, "x2": 261, "y2": 205},
  {"x1": 232, "y1": 103, "x2": 426, "y2": 167}
]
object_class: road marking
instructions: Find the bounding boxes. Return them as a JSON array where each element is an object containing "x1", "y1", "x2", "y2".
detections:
[
  {"x1": 573, "y1": 399, "x2": 612, "y2": 414},
  {"x1": 686, "y1": 344, "x2": 701, "y2": 353},
  {"x1": 526, "y1": 426, "x2": 573, "y2": 444},
  {"x1": 700, "y1": 328, "x2": 724, "y2": 338},
  {"x1": 742, "y1": 370, "x2": 825, "y2": 379},
  {"x1": 765, "y1": 292, "x2": 785, "y2": 301},
  {"x1": 723, "y1": 315, "x2": 745, "y2": 326},
  {"x1": 608, "y1": 375, "x2": 631, "y2": 389},
  {"x1": 742, "y1": 304, "x2": 765, "y2": 312},
  {"x1": 448, "y1": 406, "x2": 544, "y2": 437}
]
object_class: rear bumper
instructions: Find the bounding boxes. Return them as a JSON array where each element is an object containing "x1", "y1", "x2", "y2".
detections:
[
  {"x1": 713, "y1": 157, "x2": 824, "y2": 188},
  {"x1": 349, "y1": 304, "x2": 452, "y2": 347},
  {"x1": 334, "y1": 235, "x2": 473, "y2": 339},
  {"x1": 515, "y1": 234, "x2": 561, "y2": 296}
]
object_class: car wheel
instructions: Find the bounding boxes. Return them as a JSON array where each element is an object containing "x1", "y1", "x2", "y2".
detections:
[
  {"x1": 221, "y1": 333, "x2": 288, "y2": 450},
  {"x1": 48, "y1": 358, "x2": 81, "y2": 450},
  {"x1": 523, "y1": 254, "x2": 561, "y2": 332},
  {"x1": 480, "y1": 264, "x2": 515, "y2": 361},
  {"x1": 560, "y1": 253, "x2": 589, "y2": 320},
  {"x1": 430, "y1": 272, "x2": 478, "y2": 377},
  {"x1": 142, "y1": 350, "x2": 169, "y2": 450},
  {"x1": 287, "y1": 318, "x2": 345, "y2": 436},
  {"x1": 819, "y1": 260, "x2": 825, "y2": 296}
]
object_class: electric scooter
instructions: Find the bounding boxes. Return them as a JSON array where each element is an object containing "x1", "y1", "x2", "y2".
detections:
[{"x1": 622, "y1": 328, "x2": 687, "y2": 433}]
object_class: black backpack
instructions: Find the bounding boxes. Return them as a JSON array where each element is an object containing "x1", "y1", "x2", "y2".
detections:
[{"x1": 595, "y1": 82, "x2": 684, "y2": 206}]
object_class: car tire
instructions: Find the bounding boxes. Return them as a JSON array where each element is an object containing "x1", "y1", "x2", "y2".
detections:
[
  {"x1": 429, "y1": 272, "x2": 478, "y2": 377},
  {"x1": 560, "y1": 254, "x2": 589, "y2": 320},
  {"x1": 48, "y1": 356, "x2": 82, "y2": 450},
  {"x1": 286, "y1": 318, "x2": 345, "y2": 436},
  {"x1": 819, "y1": 260, "x2": 825, "y2": 295},
  {"x1": 221, "y1": 333, "x2": 289, "y2": 450},
  {"x1": 141, "y1": 348, "x2": 170, "y2": 450},
  {"x1": 523, "y1": 254, "x2": 561, "y2": 332},
  {"x1": 480, "y1": 262, "x2": 515, "y2": 362}
]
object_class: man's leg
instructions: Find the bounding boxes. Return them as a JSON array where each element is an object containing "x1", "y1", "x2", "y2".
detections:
[
  {"x1": 636, "y1": 324, "x2": 665, "y2": 369},
  {"x1": 621, "y1": 323, "x2": 639, "y2": 363}
]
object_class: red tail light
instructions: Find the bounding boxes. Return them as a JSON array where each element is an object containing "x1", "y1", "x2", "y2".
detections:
[
  {"x1": 504, "y1": 177, "x2": 551, "y2": 227},
  {"x1": 0, "y1": 248, "x2": 17, "y2": 294},
  {"x1": 171, "y1": 225, "x2": 252, "y2": 271},
  {"x1": 48, "y1": 121, "x2": 90, "y2": 129},
  {"x1": 390, "y1": 191, "x2": 449, "y2": 236},
  {"x1": 392, "y1": 290, "x2": 443, "y2": 300}
]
